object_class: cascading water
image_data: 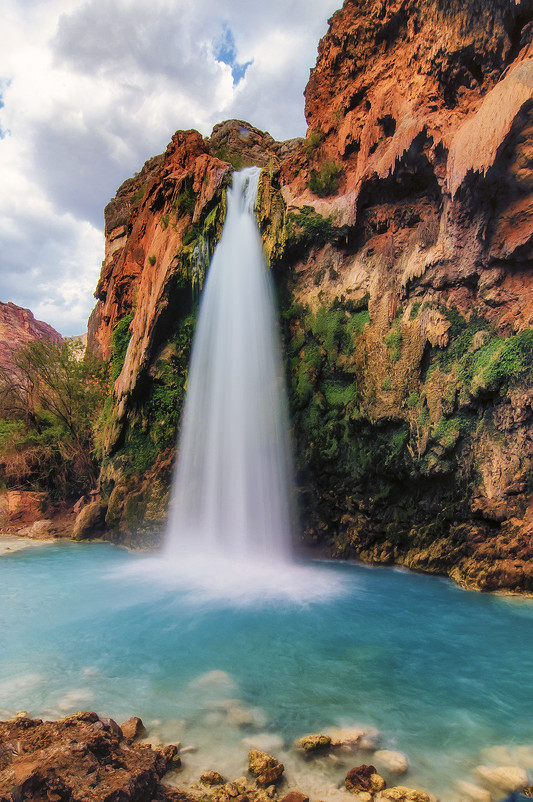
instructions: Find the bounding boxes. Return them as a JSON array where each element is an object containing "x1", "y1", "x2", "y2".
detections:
[{"x1": 165, "y1": 167, "x2": 293, "y2": 565}]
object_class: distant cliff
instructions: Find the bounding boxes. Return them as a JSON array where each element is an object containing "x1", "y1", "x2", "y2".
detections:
[
  {"x1": 0, "y1": 301, "x2": 63, "y2": 371},
  {"x1": 88, "y1": 0, "x2": 533, "y2": 592}
]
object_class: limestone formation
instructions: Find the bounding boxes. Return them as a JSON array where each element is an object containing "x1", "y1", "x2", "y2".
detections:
[{"x1": 86, "y1": 0, "x2": 533, "y2": 592}]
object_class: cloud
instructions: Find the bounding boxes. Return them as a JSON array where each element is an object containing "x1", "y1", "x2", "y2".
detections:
[{"x1": 0, "y1": 0, "x2": 340, "y2": 335}]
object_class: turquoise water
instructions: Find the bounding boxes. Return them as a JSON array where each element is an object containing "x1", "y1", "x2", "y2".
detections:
[{"x1": 1, "y1": 541, "x2": 532, "y2": 800}]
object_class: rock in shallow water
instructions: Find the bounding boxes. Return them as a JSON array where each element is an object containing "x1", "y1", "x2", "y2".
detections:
[
  {"x1": 248, "y1": 750, "x2": 279, "y2": 777},
  {"x1": 374, "y1": 750, "x2": 409, "y2": 776},
  {"x1": 0, "y1": 712, "x2": 178, "y2": 801},
  {"x1": 475, "y1": 765, "x2": 530, "y2": 793},
  {"x1": 294, "y1": 733, "x2": 332, "y2": 753}
]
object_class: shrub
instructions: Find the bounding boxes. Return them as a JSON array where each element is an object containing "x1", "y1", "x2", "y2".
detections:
[
  {"x1": 148, "y1": 254, "x2": 156, "y2": 266},
  {"x1": 308, "y1": 160, "x2": 343, "y2": 197}
]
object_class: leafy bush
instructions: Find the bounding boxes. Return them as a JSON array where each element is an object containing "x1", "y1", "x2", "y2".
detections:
[
  {"x1": 0, "y1": 340, "x2": 108, "y2": 497},
  {"x1": 308, "y1": 160, "x2": 343, "y2": 197}
]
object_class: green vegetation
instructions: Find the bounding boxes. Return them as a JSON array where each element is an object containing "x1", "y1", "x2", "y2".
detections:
[
  {"x1": 110, "y1": 312, "x2": 134, "y2": 380},
  {"x1": 385, "y1": 330, "x2": 402, "y2": 362},
  {"x1": 308, "y1": 160, "x2": 343, "y2": 197},
  {"x1": 285, "y1": 206, "x2": 338, "y2": 254},
  {"x1": 409, "y1": 301, "x2": 422, "y2": 320},
  {"x1": 0, "y1": 340, "x2": 108, "y2": 498},
  {"x1": 173, "y1": 179, "x2": 197, "y2": 216},
  {"x1": 148, "y1": 254, "x2": 156, "y2": 266},
  {"x1": 110, "y1": 313, "x2": 197, "y2": 478},
  {"x1": 302, "y1": 127, "x2": 324, "y2": 159}
]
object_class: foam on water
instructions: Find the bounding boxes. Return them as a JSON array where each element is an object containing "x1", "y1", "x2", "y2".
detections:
[{"x1": 118, "y1": 553, "x2": 349, "y2": 608}]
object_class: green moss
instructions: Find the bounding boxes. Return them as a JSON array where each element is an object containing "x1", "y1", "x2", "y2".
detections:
[
  {"x1": 410, "y1": 301, "x2": 422, "y2": 320},
  {"x1": 285, "y1": 206, "x2": 338, "y2": 254},
  {"x1": 385, "y1": 330, "x2": 403, "y2": 362},
  {"x1": 110, "y1": 312, "x2": 134, "y2": 380},
  {"x1": 349, "y1": 310, "x2": 370, "y2": 334},
  {"x1": 406, "y1": 392, "x2": 419, "y2": 408}
]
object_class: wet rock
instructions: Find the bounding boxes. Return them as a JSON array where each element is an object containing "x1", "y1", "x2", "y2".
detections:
[
  {"x1": 374, "y1": 787, "x2": 436, "y2": 802},
  {"x1": 248, "y1": 750, "x2": 279, "y2": 776},
  {"x1": 242, "y1": 734, "x2": 285, "y2": 754},
  {"x1": 345, "y1": 765, "x2": 386, "y2": 793},
  {"x1": 374, "y1": 750, "x2": 409, "y2": 776},
  {"x1": 280, "y1": 792, "x2": 309, "y2": 802},
  {"x1": 201, "y1": 770, "x2": 226, "y2": 786},
  {"x1": 255, "y1": 763, "x2": 284, "y2": 787},
  {"x1": 72, "y1": 500, "x2": 107, "y2": 541},
  {"x1": 120, "y1": 715, "x2": 146, "y2": 740},
  {"x1": 327, "y1": 727, "x2": 367, "y2": 750},
  {"x1": 295, "y1": 733, "x2": 332, "y2": 753},
  {"x1": 455, "y1": 780, "x2": 493, "y2": 802},
  {"x1": 0, "y1": 712, "x2": 178, "y2": 801},
  {"x1": 475, "y1": 765, "x2": 529, "y2": 793}
]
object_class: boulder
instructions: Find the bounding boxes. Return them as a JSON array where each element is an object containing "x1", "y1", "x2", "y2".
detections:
[
  {"x1": 201, "y1": 771, "x2": 226, "y2": 786},
  {"x1": 475, "y1": 765, "x2": 529, "y2": 793},
  {"x1": 345, "y1": 765, "x2": 386, "y2": 793},
  {"x1": 280, "y1": 793, "x2": 309, "y2": 802},
  {"x1": 256, "y1": 763, "x2": 284, "y2": 787},
  {"x1": 0, "y1": 712, "x2": 178, "y2": 801},
  {"x1": 248, "y1": 750, "x2": 278, "y2": 777},
  {"x1": 294, "y1": 733, "x2": 332, "y2": 753},
  {"x1": 120, "y1": 716, "x2": 146, "y2": 740},
  {"x1": 374, "y1": 750, "x2": 409, "y2": 776},
  {"x1": 72, "y1": 500, "x2": 107, "y2": 540}
]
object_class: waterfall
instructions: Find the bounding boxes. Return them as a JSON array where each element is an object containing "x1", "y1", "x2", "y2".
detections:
[{"x1": 165, "y1": 167, "x2": 293, "y2": 564}]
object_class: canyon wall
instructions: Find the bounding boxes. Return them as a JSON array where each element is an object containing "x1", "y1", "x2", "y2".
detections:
[{"x1": 88, "y1": 0, "x2": 533, "y2": 591}]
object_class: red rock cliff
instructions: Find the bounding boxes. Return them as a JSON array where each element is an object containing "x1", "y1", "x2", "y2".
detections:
[{"x1": 88, "y1": 0, "x2": 533, "y2": 592}]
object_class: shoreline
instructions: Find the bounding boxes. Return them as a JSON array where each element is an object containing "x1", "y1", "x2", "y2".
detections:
[
  {"x1": 0, "y1": 712, "x2": 531, "y2": 802},
  {"x1": 3, "y1": 530, "x2": 532, "y2": 601}
]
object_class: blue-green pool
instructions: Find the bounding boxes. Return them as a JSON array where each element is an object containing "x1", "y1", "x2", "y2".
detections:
[{"x1": 1, "y1": 541, "x2": 532, "y2": 800}]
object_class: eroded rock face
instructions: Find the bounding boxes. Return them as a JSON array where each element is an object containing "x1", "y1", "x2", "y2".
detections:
[
  {"x1": 88, "y1": 0, "x2": 533, "y2": 592},
  {"x1": 0, "y1": 301, "x2": 62, "y2": 373},
  {"x1": 0, "y1": 712, "x2": 178, "y2": 802}
]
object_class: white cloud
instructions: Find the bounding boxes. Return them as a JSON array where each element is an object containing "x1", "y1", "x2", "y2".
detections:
[{"x1": 0, "y1": 0, "x2": 340, "y2": 336}]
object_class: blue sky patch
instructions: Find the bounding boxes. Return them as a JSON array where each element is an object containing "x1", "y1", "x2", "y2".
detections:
[{"x1": 213, "y1": 24, "x2": 253, "y2": 85}]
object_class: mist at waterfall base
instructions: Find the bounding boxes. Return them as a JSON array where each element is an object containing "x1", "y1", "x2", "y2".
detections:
[{"x1": 124, "y1": 167, "x2": 345, "y2": 605}]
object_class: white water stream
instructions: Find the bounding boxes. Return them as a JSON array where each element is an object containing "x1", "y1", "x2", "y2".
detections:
[{"x1": 166, "y1": 167, "x2": 293, "y2": 564}]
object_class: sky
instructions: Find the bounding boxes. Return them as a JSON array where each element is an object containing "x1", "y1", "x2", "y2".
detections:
[{"x1": 0, "y1": 0, "x2": 341, "y2": 336}]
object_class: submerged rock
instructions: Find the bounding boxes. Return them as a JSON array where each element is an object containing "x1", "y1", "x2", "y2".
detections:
[
  {"x1": 374, "y1": 750, "x2": 409, "y2": 776},
  {"x1": 475, "y1": 765, "x2": 530, "y2": 793},
  {"x1": 374, "y1": 787, "x2": 436, "y2": 802},
  {"x1": 294, "y1": 733, "x2": 332, "y2": 753},
  {"x1": 455, "y1": 780, "x2": 493, "y2": 802}
]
